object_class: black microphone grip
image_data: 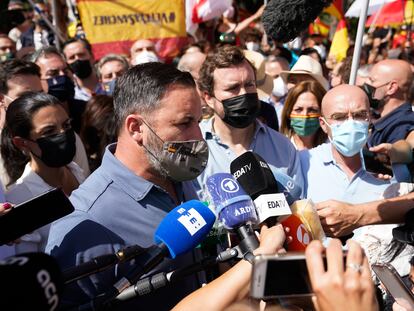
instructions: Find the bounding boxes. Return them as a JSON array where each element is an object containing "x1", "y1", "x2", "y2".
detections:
[
  {"x1": 63, "y1": 245, "x2": 146, "y2": 284},
  {"x1": 236, "y1": 225, "x2": 259, "y2": 263}
]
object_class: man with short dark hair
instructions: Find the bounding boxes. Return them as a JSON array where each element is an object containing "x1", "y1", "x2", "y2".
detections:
[
  {"x1": 46, "y1": 62, "x2": 208, "y2": 310},
  {"x1": 194, "y1": 45, "x2": 303, "y2": 200},
  {"x1": 0, "y1": 59, "x2": 42, "y2": 127},
  {"x1": 62, "y1": 38, "x2": 99, "y2": 101}
]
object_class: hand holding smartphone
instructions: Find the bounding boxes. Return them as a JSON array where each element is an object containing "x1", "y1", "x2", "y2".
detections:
[
  {"x1": 373, "y1": 263, "x2": 414, "y2": 309},
  {"x1": 0, "y1": 188, "x2": 74, "y2": 245}
]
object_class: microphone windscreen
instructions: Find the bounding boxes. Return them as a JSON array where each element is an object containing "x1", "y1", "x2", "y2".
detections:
[
  {"x1": 262, "y1": 0, "x2": 333, "y2": 43},
  {"x1": 206, "y1": 173, "x2": 257, "y2": 229},
  {"x1": 154, "y1": 200, "x2": 216, "y2": 259},
  {"x1": 0, "y1": 253, "x2": 63, "y2": 311},
  {"x1": 230, "y1": 151, "x2": 278, "y2": 200}
]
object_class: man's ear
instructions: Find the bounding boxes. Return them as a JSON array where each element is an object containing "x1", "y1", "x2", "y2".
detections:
[
  {"x1": 387, "y1": 80, "x2": 399, "y2": 96},
  {"x1": 125, "y1": 114, "x2": 144, "y2": 145},
  {"x1": 319, "y1": 116, "x2": 329, "y2": 135},
  {"x1": 203, "y1": 92, "x2": 216, "y2": 110}
]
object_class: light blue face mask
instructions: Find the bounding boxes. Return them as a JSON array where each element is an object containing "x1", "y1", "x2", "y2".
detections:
[{"x1": 324, "y1": 119, "x2": 369, "y2": 157}]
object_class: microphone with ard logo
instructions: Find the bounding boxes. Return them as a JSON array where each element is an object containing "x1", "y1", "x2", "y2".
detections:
[{"x1": 206, "y1": 173, "x2": 259, "y2": 263}]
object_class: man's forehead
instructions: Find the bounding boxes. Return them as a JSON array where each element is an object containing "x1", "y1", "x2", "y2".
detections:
[
  {"x1": 213, "y1": 62, "x2": 255, "y2": 84},
  {"x1": 324, "y1": 93, "x2": 368, "y2": 113},
  {"x1": 133, "y1": 40, "x2": 154, "y2": 50},
  {"x1": 39, "y1": 54, "x2": 66, "y2": 68}
]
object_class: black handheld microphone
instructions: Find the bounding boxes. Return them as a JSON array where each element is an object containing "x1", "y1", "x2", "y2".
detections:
[
  {"x1": 0, "y1": 253, "x2": 63, "y2": 311},
  {"x1": 114, "y1": 248, "x2": 238, "y2": 303},
  {"x1": 262, "y1": 0, "x2": 333, "y2": 43},
  {"x1": 63, "y1": 245, "x2": 146, "y2": 284},
  {"x1": 230, "y1": 152, "x2": 294, "y2": 225}
]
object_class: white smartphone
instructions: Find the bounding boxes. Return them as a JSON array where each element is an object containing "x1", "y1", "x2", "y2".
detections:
[
  {"x1": 250, "y1": 253, "x2": 314, "y2": 300},
  {"x1": 372, "y1": 263, "x2": 414, "y2": 309}
]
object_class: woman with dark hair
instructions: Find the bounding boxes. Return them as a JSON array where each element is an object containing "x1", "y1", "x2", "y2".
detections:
[
  {"x1": 280, "y1": 80, "x2": 327, "y2": 150},
  {"x1": 1, "y1": 91, "x2": 85, "y2": 253},
  {"x1": 80, "y1": 95, "x2": 117, "y2": 172}
]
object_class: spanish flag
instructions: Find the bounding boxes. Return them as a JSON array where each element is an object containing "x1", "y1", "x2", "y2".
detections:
[
  {"x1": 308, "y1": 17, "x2": 330, "y2": 37},
  {"x1": 323, "y1": 0, "x2": 344, "y2": 20},
  {"x1": 329, "y1": 19, "x2": 349, "y2": 62},
  {"x1": 76, "y1": 0, "x2": 187, "y2": 61}
]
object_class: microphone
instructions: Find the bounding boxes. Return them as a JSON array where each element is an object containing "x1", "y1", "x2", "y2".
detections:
[
  {"x1": 206, "y1": 173, "x2": 259, "y2": 262},
  {"x1": 78, "y1": 200, "x2": 216, "y2": 310},
  {"x1": 262, "y1": 0, "x2": 333, "y2": 43},
  {"x1": 0, "y1": 253, "x2": 63, "y2": 311},
  {"x1": 230, "y1": 151, "x2": 294, "y2": 225},
  {"x1": 63, "y1": 245, "x2": 146, "y2": 284},
  {"x1": 114, "y1": 248, "x2": 238, "y2": 303}
]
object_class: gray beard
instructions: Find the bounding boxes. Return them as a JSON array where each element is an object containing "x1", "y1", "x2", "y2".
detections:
[{"x1": 142, "y1": 131, "x2": 169, "y2": 180}]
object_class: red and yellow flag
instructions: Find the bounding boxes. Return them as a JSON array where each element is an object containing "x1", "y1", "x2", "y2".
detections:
[
  {"x1": 308, "y1": 17, "x2": 330, "y2": 37},
  {"x1": 76, "y1": 0, "x2": 188, "y2": 61},
  {"x1": 323, "y1": 0, "x2": 344, "y2": 20},
  {"x1": 329, "y1": 18, "x2": 349, "y2": 62}
]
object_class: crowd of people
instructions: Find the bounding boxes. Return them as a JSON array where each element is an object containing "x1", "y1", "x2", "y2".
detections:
[{"x1": 0, "y1": 0, "x2": 414, "y2": 310}]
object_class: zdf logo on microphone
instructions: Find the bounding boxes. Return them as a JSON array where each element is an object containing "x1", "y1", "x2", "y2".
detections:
[{"x1": 220, "y1": 178, "x2": 239, "y2": 193}]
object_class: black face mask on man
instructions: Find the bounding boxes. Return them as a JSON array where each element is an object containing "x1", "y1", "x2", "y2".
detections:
[
  {"x1": 30, "y1": 128, "x2": 76, "y2": 168},
  {"x1": 219, "y1": 93, "x2": 261, "y2": 128},
  {"x1": 47, "y1": 75, "x2": 75, "y2": 103},
  {"x1": 69, "y1": 59, "x2": 93, "y2": 79},
  {"x1": 362, "y1": 83, "x2": 388, "y2": 110}
]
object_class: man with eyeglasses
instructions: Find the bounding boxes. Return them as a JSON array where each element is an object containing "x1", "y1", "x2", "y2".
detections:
[
  {"x1": 299, "y1": 85, "x2": 414, "y2": 275},
  {"x1": 363, "y1": 59, "x2": 414, "y2": 147},
  {"x1": 300, "y1": 84, "x2": 390, "y2": 205}
]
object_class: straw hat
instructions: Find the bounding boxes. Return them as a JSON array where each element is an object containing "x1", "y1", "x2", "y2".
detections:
[
  {"x1": 280, "y1": 55, "x2": 329, "y2": 90},
  {"x1": 243, "y1": 50, "x2": 274, "y2": 100}
]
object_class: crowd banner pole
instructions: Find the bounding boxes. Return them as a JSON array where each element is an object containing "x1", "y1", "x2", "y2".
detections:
[
  {"x1": 26, "y1": 0, "x2": 66, "y2": 44},
  {"x1": 349, "y1": 0, "x2": 370, "y2": 85},
  {"x1": 50, "y1": 0, "x2": 61, "y2": 50}
]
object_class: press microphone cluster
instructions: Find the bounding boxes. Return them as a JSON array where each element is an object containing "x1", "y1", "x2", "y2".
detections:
[
  {"x1": 73, "y1": 200, "x2": 216, "y2": 311},
  {"x1": 0, "y1": 252, "x2": 63, "y2": 311}
]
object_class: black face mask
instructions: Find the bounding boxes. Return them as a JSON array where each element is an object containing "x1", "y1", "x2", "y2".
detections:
[
  {"x1": 69, "y1": 59, "x2": 92, "y2": 79},
  {"x1": 47, "y1": 75, "x2": 75, "y2": 103},
  {"x1": 362, "y1": 83, "x2": 381, "y2": 109},
  {"x1": 33, "y1": 129, "x2": 76, "y2": 168},
  {"x1": 220, "y1": 93, "x2": 261, "y2": 128}
]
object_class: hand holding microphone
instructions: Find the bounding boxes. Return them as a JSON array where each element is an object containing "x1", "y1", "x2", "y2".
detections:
[{"x1": 206, "y1": 173, "x2": 259, "y2": 262}]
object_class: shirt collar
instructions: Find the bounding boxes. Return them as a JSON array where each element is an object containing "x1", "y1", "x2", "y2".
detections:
[
  {"x1": 101, "y1": 143, "x2": 183, "y2": 202},
  {"x1": 201, "y1": 117, "x2": 267, "y2": 141},
  {"x1": 372, "y1": 102, "x2": 412, "y2": 131}
]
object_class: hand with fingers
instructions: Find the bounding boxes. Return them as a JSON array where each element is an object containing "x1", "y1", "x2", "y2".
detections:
[
  {"x1": 315, "y1": 200, "x2": 362, "y2": 237},
  {"x1": 305, "y1": 239, "x2": 379, "y2": 311},
  {"x1": 0, "y1": 202, "x2": 12, "y2": 216}
]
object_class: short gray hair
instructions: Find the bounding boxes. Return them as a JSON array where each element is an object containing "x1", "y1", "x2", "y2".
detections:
[
  {"x1": 97, "y1": 54, "x2": 129, "y2": 79},
  {"x1": 30, "y1": 46, "x2": 64, "y2": 64}
]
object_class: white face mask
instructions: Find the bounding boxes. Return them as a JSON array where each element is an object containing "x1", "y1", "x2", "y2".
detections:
[
  {"x1": 246, "y1": 42, "x2": 260, "y2": 52},
  {"x1": 272, "y1": 76, "x2": 288, "y2": 97},
  {"x1": 134, "y1": 50, "x2": 160, "y2": 65}
]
